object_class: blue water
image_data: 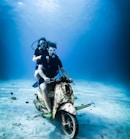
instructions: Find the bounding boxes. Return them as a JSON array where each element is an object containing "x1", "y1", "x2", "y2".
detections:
[{"x1": 0, "y1": 0, "x2": 129, "y2": 87}]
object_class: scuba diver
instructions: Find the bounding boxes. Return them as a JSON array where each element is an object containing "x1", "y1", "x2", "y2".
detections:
[
  {"x1": 32, "y1": 37, "x2": 48, "y2": 87},
  {"x1": 37, "y1": 42, "x2": 72, "y2": 113}
]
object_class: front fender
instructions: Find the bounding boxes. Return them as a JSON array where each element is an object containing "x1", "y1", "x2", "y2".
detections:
[{"x1": 58, "y1": 103, "x2": 76, "y2": 115}]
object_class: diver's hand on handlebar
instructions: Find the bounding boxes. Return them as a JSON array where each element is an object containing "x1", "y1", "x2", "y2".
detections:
[
  {"x1": 50, "y1": 78, "x2": 56, "y2": 83},
  {"x1": 59, "y1": 76, "x2": 73, "y2": 83},
  {"x1": 67, "y1": 78, "x2": 73, "y2": 83},
  {"x1": 45, "y1": 78, "x2": 56, "y2": 84},
  {"x1": 44, "y1": 77, "x2": 51, "y2": 84}
]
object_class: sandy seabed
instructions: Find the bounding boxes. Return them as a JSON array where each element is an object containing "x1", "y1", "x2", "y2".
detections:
[{"x1": 0, "y1": 79, "x2": 130, "y2": 139}]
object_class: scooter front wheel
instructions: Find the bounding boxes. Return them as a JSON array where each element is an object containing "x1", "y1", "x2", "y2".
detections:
[{"x1": 61, "y1": 111, "x2": 78, "y2": 138}]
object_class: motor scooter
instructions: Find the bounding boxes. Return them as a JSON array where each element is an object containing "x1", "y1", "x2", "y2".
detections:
[{"x1": 33, "y1": 76, "x2": 93, "y2": 138}]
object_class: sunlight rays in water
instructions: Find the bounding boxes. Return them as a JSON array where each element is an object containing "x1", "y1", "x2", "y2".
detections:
[{"x1": 35, "y1": 0, "x2": 60, "y2": 12}]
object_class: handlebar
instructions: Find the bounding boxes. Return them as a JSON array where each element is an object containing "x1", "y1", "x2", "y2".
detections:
[{"x1": 50, "y1": 76, "x2": 73, "y2": 84}]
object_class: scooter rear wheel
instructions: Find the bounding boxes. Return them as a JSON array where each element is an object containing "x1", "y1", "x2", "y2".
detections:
[{"x1": 61, "y1": 112, "x2": 78, "y2": 138}]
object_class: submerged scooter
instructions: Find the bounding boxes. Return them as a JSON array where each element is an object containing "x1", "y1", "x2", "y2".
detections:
[{"x1": 33, "y1": 76, "x2": 93, "y2": 138}]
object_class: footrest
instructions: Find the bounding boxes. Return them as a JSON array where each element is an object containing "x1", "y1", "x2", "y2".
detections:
[{"x1": 42, "y1": 112, "x2": 52, "y2": 118}]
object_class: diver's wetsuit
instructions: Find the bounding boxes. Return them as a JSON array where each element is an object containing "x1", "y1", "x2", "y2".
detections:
[
  {"x1": 34, "y1": 47, "x2": 48, "y2": 70},
  {"x1": 38, "y1": 54, "x2": 63, "y2": 84}
]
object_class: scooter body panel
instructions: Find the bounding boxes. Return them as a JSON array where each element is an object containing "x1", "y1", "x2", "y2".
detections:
[{"x1": 58, "y1": 103, "x2": 76, "y2": 115}]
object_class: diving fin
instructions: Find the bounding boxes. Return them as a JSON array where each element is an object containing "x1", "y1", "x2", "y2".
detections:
[
  {"x1": 42, "y1": 112, "x2": 52, "y2": 118},
  {"x1": 75, "y1": 102, "x2": 95, "y2": 111}
]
